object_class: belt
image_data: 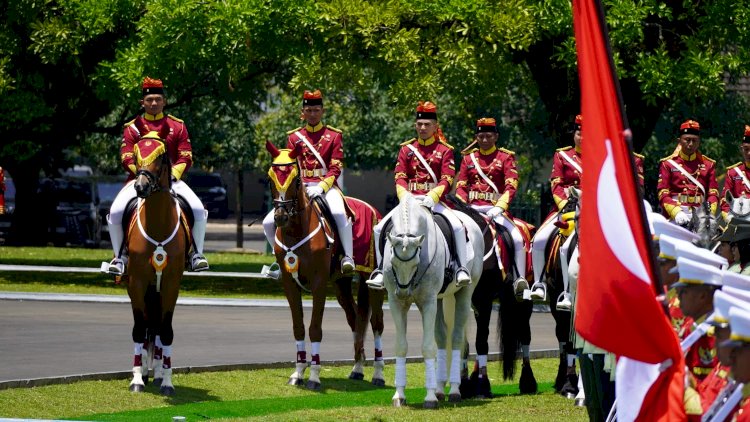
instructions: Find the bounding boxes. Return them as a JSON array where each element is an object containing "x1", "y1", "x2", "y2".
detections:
[
  {"x1": 408, "y1": 182, "x2": 436, "y2": 191},
  {"x1": 469, "y1": 191, "x2": 496, "y2": 201},
  {"x1": 302, "y1": 169, "x2": 324, "y2": 178},
  {"x1": 673, "y1": 194, "x2": 703, "y2": 204}
]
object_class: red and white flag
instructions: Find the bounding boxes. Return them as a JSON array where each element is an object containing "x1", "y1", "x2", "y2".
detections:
[{"x1": 572, "y1": 0, "x2": 685, "y2": 420}]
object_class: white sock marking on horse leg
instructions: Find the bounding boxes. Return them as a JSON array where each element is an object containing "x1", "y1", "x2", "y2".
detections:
[
  {"x1": 436, "y1": 349, "x2": 447, "y2": 384},
  {"x1": 450, "y1": 349, "x2": 462, "y2": 384},
  {"x1": 311, "y1": 341, "x2": 321, "y2": 365},
  {"x1": 161, "y1": 345, "x2": 172, "y2": 369},
  {"x1": 477, "y1": 354, "x2": 488, "y2": 368},
  {"x1": 424, "y1": 358, "x2": 437, "y2": 390},
  {"x1": 395, "y1": 357, "x2": 407, "y2": 388},
  {"x1": 522, "y1": 344, "x2": 530, "y2": 359},
  {"x1": 374, "y1": 335, "x2": 382, "y2": 351},
  {"x1": 296, "y1": 340, "x2": 305, "y2": 352}
]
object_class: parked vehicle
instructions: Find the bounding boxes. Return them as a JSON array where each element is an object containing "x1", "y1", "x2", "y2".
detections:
[
  {"x1": 43, "y1": 177, "x2": 102, "y2": 247},
  {"x1": 96, "y1": 176, "x2": 127, "y2": 238},
  {"x1": 184, "y1": 171, "x2": 229, "y2": 219}
]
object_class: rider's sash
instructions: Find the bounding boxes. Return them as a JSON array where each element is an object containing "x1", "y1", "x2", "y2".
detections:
[
  {"x1": 294, "y1": 131, "x2": 328, "y2": 174},
  {"x1": 469, "y1": 152, "x2": 500, "y2": 196},
  {"x1": 667, "y1": 159, "x2": 705, "y2": 195},
  {"x1": 406, "y1": 144, "x2": 438, "y2": 185}
]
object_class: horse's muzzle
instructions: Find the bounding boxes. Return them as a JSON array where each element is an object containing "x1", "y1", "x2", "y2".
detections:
[
  {"x1": 134, "y1": 181, "x2": 151, "y2": 198},
  {"x1": 274, "y1": 209, "x2": 289, "y2": 228}
]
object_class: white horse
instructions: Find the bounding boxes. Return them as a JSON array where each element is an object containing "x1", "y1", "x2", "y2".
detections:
[
  {"x1": 725, "y1": 190, "x2": 750, "y2": 223},
  {"x1": 382, "y1": 193, "x2": 483, "y2": 408}
]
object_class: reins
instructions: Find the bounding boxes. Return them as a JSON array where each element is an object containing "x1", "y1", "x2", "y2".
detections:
[{"x1": 390, "y1": 211, "x2": 442, "y2": 290}]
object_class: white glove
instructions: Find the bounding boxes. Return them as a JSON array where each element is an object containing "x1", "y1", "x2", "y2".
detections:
[
  {"x1": 421, "y1": 196, "x2": 436, "y2": 209},
  {"x1": 306, "y1": 185, "x2": 324, "y2": 198},
  {"x1": 486, "y1": 206, "x2": 504, "y2": 218},
  {"x1": 674, "y1": 211, "x2": 690, "y2": 226}
]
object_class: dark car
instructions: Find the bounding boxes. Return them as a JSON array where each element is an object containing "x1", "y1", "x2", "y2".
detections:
[
  {"x1": 0, "y1": 175, "x2": 15, "y2": 239},
  {"x1": 184, "y1": 171, "x2": 229, "y2": 219},
  {"x1": 43, "y1": 177, "x2": 102, "y2": 247},
  {"x1": 96, "y1": 176, "x2": 128, "y2": 238}
]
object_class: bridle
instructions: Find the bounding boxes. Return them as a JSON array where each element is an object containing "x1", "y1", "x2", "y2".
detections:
[
  {"x1": 272, "y1": 176, "x2": 302, "y2": 218},
  {"x1": 389, "y1": 219, "x2": 440, "y2": 290},
  {"x1": 135, "y1": 153, "x2": 171, "y2": 198}
]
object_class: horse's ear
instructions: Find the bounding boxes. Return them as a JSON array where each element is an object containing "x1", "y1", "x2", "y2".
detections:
[
  {"x1": 265, "y1": 140, "x2": 280, "y2": 158},
  {"x1": 157, "y1": 126, "x2": 170, "y2": 142},
  {"x1": 415, "y1": 234, "x2": 424, "y2": 245},
  {"x1": 386, "y1": 232, "x2": 394, "y2": 245}
]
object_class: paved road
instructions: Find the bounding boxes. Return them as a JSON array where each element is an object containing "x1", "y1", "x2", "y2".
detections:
[{"x1": 0, "y1": 299, "x2": 559, "y2": 382}]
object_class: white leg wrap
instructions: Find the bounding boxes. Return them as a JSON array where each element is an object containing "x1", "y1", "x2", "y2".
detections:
[
  {"x1": 374, "y1": 335, "x2": 383, "y2": 352},
  {"x1": 373, "y1": 359, "x2": 385, "y2": 381},
  {"x1": 477, "y1": 354, "x2": 488, "y2": 368},
  {"x1": 309, "y1": 364, "x2": 321, "y2": 384},
  {"x1": 311, "y1": 341, "x2": 320, "y2": 356},
  {"x1": 450, "y1": 349, "x2": 462, "y2": 384},
  {"x1": 130, "y1": 365, "x2": 144, "y2": 387},
  {"x1": 436, "y1": 349, "x2": 448, "y2": 383},
  {"x1": 424, "y1": 358, "x2": 437, "y2": 390},
  {"x1": 290, "y1": 362, "x2": 307, "y2": 381},
  {"x1": 296, "y1": 340, "x2": 306, "y2": 352},
  {"x1": 522, "y1": 344, "x2": 530, "y2": 359},
  {"x1": 567, "y1": 354, "x2": 576, "y2": 366},
  {"x1": 395, "y1": 357, "x2": 407, "y2": 388},
  {"x1": 161, "y1": 367, "x2": 173, "y2": 388}
]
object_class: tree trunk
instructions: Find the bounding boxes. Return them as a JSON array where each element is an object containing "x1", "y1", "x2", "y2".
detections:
[
  {"x1": 235, "y1": 169, "x2": 243, "y2": 249},
  {"x1": 6, "y1": 164, "x2": 49, "y2": 246}
]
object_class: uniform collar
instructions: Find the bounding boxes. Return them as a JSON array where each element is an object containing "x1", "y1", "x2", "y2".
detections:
[
  {"x1": 679, "y1": 150, "x2": 698, "y2": 161},
  {"x1": 479, "y1": 146, "x2": 496, "y2": 156},
  {"x1": 418, "y1": 136, "x2": 436, "y2": 146},
  {"x1": 745, "y1": 161, "x2": 750, "y2": 168},
  {"x1": 305, "y1": 122, "x2": 324, "y2": 133},
  {"x1": 574, "y1": 146, "x2": 582, "y2": 154},
  {"x1": 144, "y1": 112, "x2": 164, "y2": 121}
]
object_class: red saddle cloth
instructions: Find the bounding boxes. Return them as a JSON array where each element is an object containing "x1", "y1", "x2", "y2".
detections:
[
  {"x1": 491, "y1": 215, "x2": 534, "y2": 277},
  {"x1": 345, "y1": 197, "x2": 381, "y2": 273}
]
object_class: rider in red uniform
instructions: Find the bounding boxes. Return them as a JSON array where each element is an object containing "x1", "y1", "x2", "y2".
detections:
[
  {"x1": 720, "y1": 125, "x2": 750, "y2": 221},
  {"x1": 657, "y1": 119, "x2": 719, "y2": 225},
  {"x1": 455, "y1": 117, "x2": 527, "y2": 286},
  {"x1": 367, "y1": 101, "x2": 471, "y2": 289}
]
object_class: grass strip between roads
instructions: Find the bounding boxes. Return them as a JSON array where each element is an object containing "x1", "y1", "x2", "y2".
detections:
[{"x1": 0, "y1": 359, "x2": 587, "y2": 421}]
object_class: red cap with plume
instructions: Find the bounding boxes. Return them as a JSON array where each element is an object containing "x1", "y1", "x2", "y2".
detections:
[
  {"x1": 679, "y1": 119, "x2": 700, "y2": 136},
  {"x1": 303, "y1": 90, "x2": 323, "y2": 106},
  {"x1": 416, "y1": 101, "x2": 438, "y2": 120},
  {"x1": 142, "y1": 77, "x2": 164, "y2": 96},
  {"x1": 476, "y1": 117, "x2": 498, "y2": 133},
  {"x1": 743, "y1": 125, "x2": 750, "y2": 144}
]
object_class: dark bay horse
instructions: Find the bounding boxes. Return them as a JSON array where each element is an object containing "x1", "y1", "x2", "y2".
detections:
[
  {"x1": 123, "y1": 133, "x2": 188, "y2": 395},
  {"x1": 266, "y1": 141, "x2": 385, "y2": 390},
  {"x1": 448, "y1": 195, "x2": 537, "y2": 397}
]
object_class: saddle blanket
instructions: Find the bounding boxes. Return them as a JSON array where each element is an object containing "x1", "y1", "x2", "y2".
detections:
[{"x1": 346, "y1": 197, "x2": 381, "y2": 273}]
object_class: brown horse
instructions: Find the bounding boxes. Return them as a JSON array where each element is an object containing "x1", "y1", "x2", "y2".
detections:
[
  {"x1": 266, "y1": 141, "x2": 385, "y2": 390},
  {"x1": 123, "y1": 133, "x2": 187, "y2": 395}
]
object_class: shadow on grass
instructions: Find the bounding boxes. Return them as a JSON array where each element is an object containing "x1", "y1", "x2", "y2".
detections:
[{"x1": 141, "y1": 382, "x2": 220, "y2": 405}]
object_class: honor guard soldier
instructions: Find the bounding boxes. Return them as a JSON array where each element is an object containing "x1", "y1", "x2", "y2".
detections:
[
  {"x1": 530, "y1": 115, "x2": 583, "y2": 302},
  {"x1": 657, "y1": 119, "x2": 719, "y2": 225},
  {"x1": 718, "y1": 307, "x2": 750, "y2": 421},
  {"x1": 107, "y1": 77, "x2": 208, "y2": 275},
  {"x1": 0, "y1": 165, "x2": 5, "y2": 215},
  {"x1": 455, "y1": 117, "x2": 528, "y2": 288},
  {"x1": 720, "y1": 125, "x2": 750, "y2": 220},
  {"x1": 717, "y1": 220, "x2": 750, "y2": 275},
  {"x1": 672, "y1": 257, "x2": 722, "y2": 383},
  {"x1": 262, "y1": 89, "x2": 355, "y2": 273},
  {"x1": 367, "y1": 101, "x2": 471, "y2": 289}
]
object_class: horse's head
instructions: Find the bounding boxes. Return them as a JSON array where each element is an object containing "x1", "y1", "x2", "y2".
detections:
[
  {"x1": 687, "y1": 201, "x2": 721, "y2": 248},
  {"x1": 266, "y1": 141, "x2": 302, "y2": 228},
  {"x1": 133, "y1": 130, "x2": 171, "y2": 199},
  {"x1": 726, "y1": 190, "x2": 750, "y2": 222},
  {"x1": 385, "y1": 193, "x2": 431, "y2": 289}
]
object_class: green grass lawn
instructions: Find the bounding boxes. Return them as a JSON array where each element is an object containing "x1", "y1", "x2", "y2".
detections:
[
  {"x1": 0, "y1": 246, "x2": 291, "y2": 298},
  {"x1": 0, "y1": 359, "x2": 588, "y2": 421}
]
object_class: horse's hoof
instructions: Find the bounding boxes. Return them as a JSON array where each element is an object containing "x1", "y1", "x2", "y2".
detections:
[
  {"x1": 306, "y1": 380, "x2": 321, "y2": 391},
  {"x1": 142, "y1": 375, "x2": 149, "y2": 385},
  {"x1": 564, "y1": 392, "x2": 576, "y2": 400},
  {"x1": 574, "y1": 398, "x2": 586, "y2": 407},
  {"x1": 459, "y1": 376, "x2": 475, "y2": 399},
  {"x1": 152, "y1": 377, "x2": 163, "y2": 387},
  {"x1": 448, "y1": 393, "x2": 462, "y2": 403},
  {"x1": 348, "y1": 372, "x2": 365, "y2": 381},
  {"x1": 129, "y1": 383, "x2": 145, "y2": 393},
  {"x1": 519, "y1": 364, "x2": 538, "y2": 394},
  {"x1": 392, "y1": 398, "x2": 406, "y2": 407},
  {"x1": 371, "y1": 378, "x2": 386, "y2": 387},
  {"x1": 435, "y1": 392, "x2": 445, "y2": 402},
  {"x1": 423, "y1": 400, "x2": 439, "y2": 409},
  {"x1": 287, "y1": 377, "x2": 304, "y2": 386},
  {"x1": 159, "y1": 385, "x2": 175, "y2": 396}
]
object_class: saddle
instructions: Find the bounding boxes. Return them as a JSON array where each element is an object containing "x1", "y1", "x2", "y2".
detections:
[
  {"x1": 120, "y1": 194, "x2": 194, "y2": 258},
  {"x1": 379, "y1": 211, "x2": 457, "y2": 292}
]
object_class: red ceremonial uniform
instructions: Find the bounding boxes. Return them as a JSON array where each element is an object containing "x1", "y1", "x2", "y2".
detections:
[
  {"x1": 0, "y1": 165, "x2": 5, "y2": 215},
  {"x1": 455, "y1": 146, "x2": 518, "y2": 209},
  {"x1": 684, "y1": 316, "x2": 718, "y2": 383},
  {"x1": 721, "y1": 162, "x2": 750, "y2": 215},
  {"x1": 550, "y1": 146, "x2": 581, "y2": 210},
  {"x1": 667, "y1": 290, "x2": 693, "y2": 339},
  {"x1": 121, "y1": 114, "x2": 193, "y2": 181},
  {"x1": 657, "y1": 150, "x2": 719, "y2": 219},
  {"x1": 633, "y1": 152, "x2": 645, "y2": 189},
  {"x1": 286, "y1": 122, "x2": 344, "y2": 191},
  {"x1": 735, "y1": 391, "x2": 750, "y2": 422},
  {"x1": 394, "y1": 137, "x2": 455, "y2": 202},
  {"x1": 697, "y1": 363, "x2": 731, "y2": 412}
]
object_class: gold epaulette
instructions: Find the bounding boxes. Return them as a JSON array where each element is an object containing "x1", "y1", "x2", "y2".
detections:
[
  {"x1": 633, "y1": 152, "x2": 644, "y2": 159},
  {"x1": 556, "y1": 146, "x2": 573, "y2": 152},
  {"x1": 727, "y1": 162, "x2": 742, "y2": 170},
  {"x1": 325, "y1": 125, "x2": 342, "y2": 133},
  {"x1": 123, "y1": 118, "x2": 136, "y2": 128},
  {"x1": 660, "y1": 153, "x2": 678, "y2": 162},
  {"x1": 499, "y1": 147, "x2": 516, "y2": 155},
  {"x1": 286, "y1": 126, "x2": 303, "y2": 135},
  {"x1": 400, "y1": 138, "x2": 416, "y2": 146},
  {"x1": 701, "y1": 155, "x2": 716, "y2": 164},
  {"x1": 167, "y1": 114, "x2": 183, "y2": 123},
  {"x1": 462, "y1": 147, "x2": 478, "y2": 156},
  {"x1": 439, "y1": 139, "x2": 455, "y2": 150}
]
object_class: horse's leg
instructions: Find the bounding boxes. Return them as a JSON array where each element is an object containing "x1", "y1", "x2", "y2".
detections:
[
  {"x1": 518, "y1": 296, "x2": 537, "y2": 394},
  {"x1": 388, "y1": 294, "x2": 409, "y2": 407},
  {"x1": 336, "y1": 276, "x2": 366, "y2": 381},
  {"x1": 128, "y1": 283, "x2": 147, "y2": 392},
  {"x1": 369, "y1": 287, "x2": 386, "y2": 387},
  {"x1": 417, "y1": 294, "x2": 439, "y2": 409},
  {"x1": 145, "y1": 285, "x2": 163, "y2": 386},
  {"x1": 434, "y1": 298, "x2": 448, "y2": 402},
  {"x1": 306, "y1": 275, "x2": 327, "y2": 391},
  {"x1": 283, "y1": 279, "x2": 307, "y2": 386},
  {"x1": 157, "y1": 285, "x2": 177, "y2": 396},
  {"x1": 468, "y1": 270, "x2": 496, "y2": 399},
  {"x1": 447, "y1": 286, "x2": 474, "y2": 403}
]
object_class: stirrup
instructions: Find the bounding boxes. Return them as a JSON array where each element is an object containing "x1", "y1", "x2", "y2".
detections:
[
  {"x1": 366, "y1": 270, "x2": 385, "y2": 290},
  {"x1": 556, "y1": 292, "x2": 572, "y2": 311},
  {"x1": 341, "y1": 256, "x2": 355, "y2": 274},
  {"x1": 529, "y1": 282, "x2": 546, "y2": 301},
  {"x1": 190, "y1": 253, "x2": 209, "y2": 272},
  {"x1": 455, "y1": 267, "x2": 471, "y2": 287},
  {"x1": 513, "y1": 277, "x2": 529, "y2": 295},
  {"x1": 106, "y1": 257, "x2": 127, "y2": 276},
  {"x1": 261, "y1": 262, "x2": 281, "y2": 280}
]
